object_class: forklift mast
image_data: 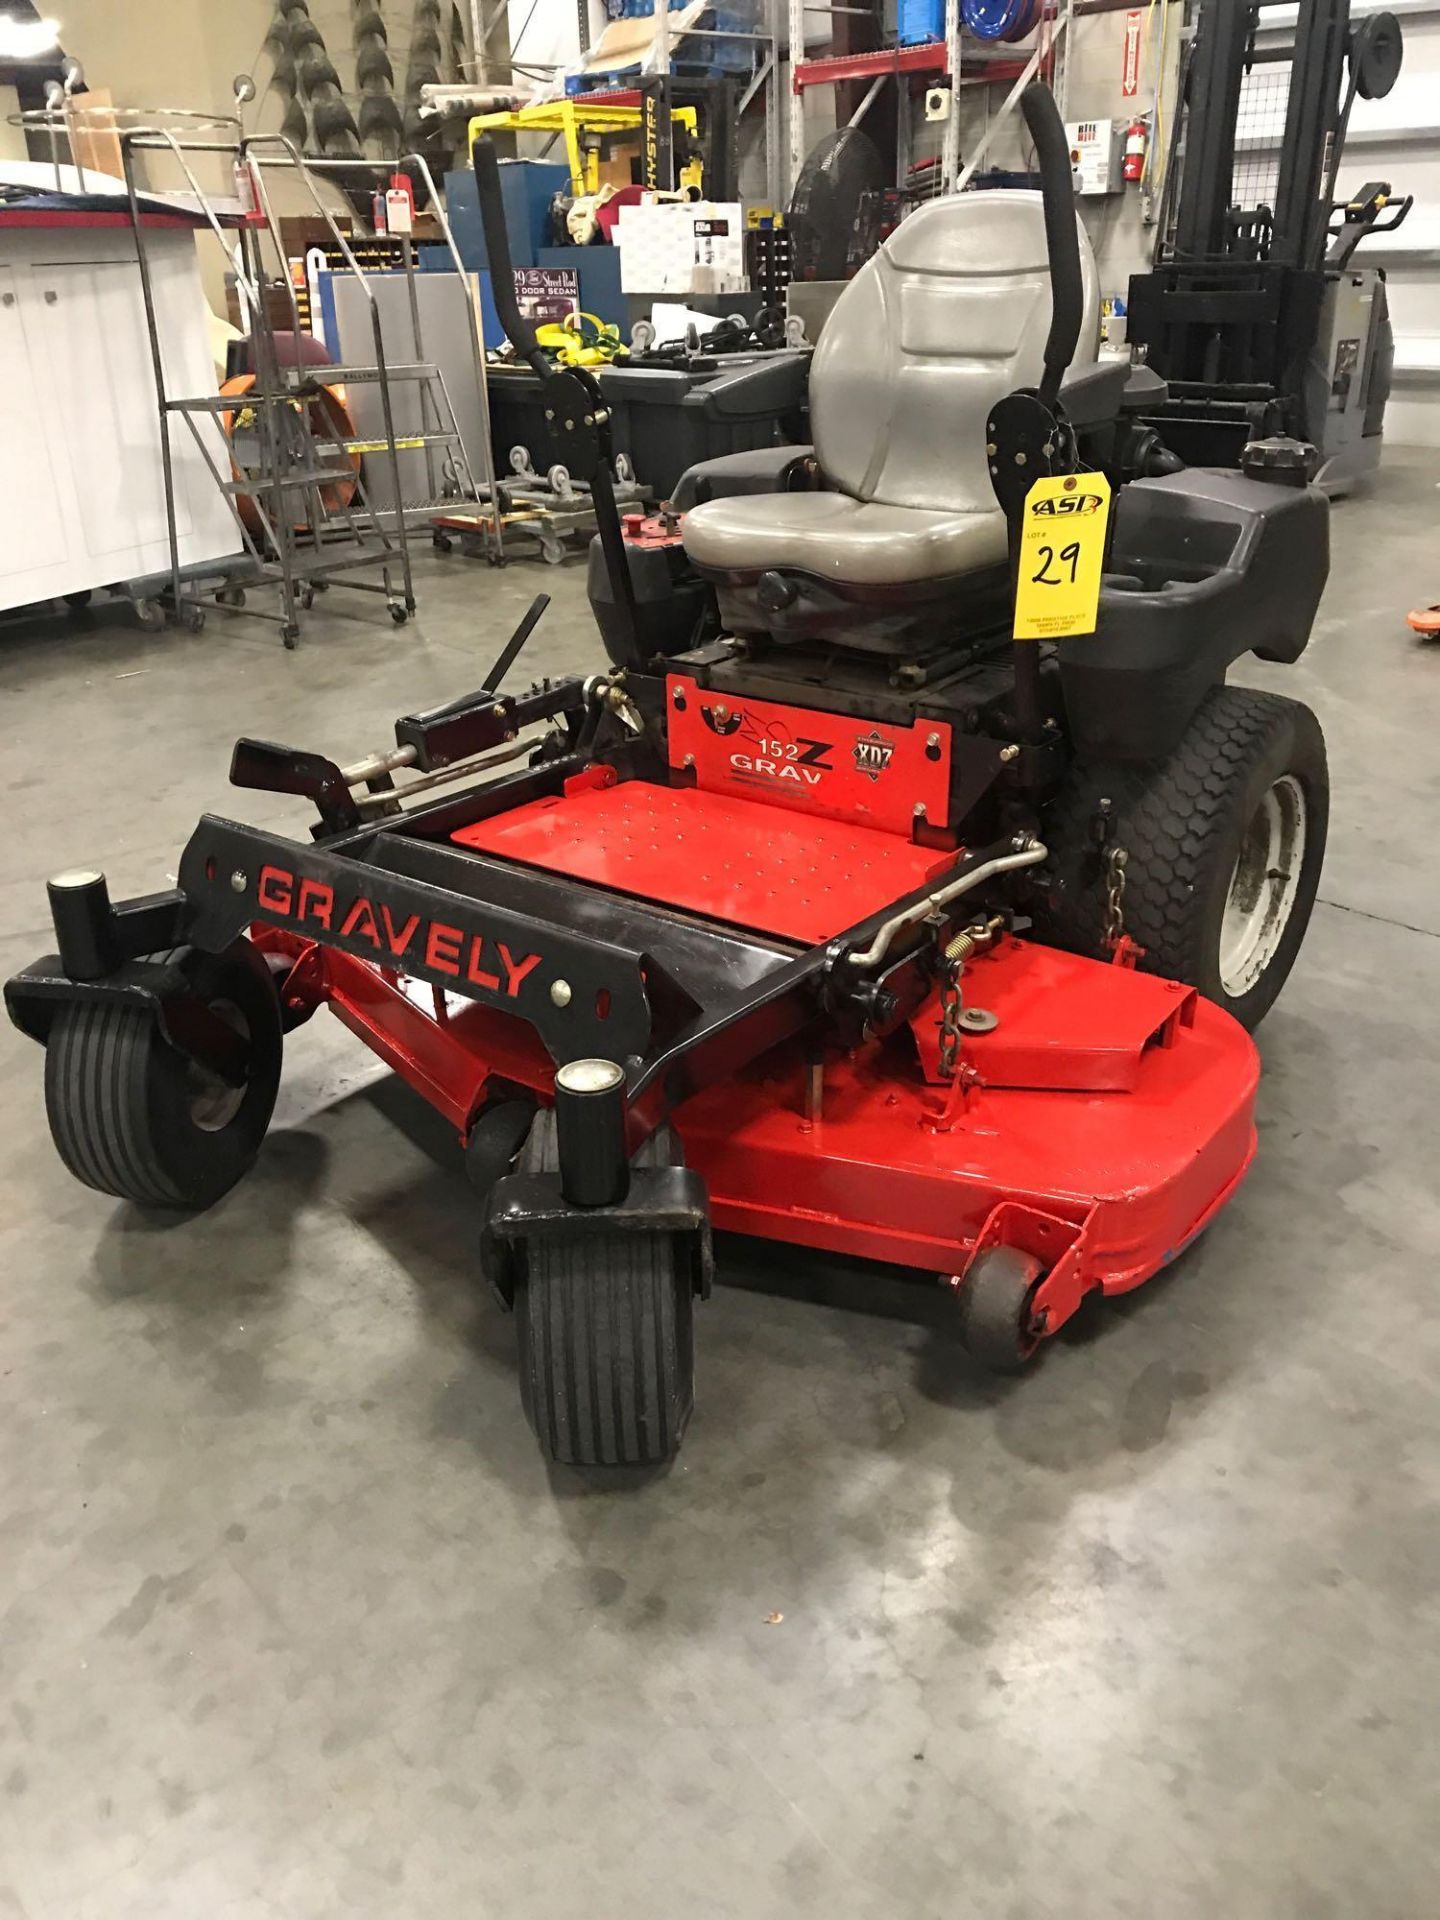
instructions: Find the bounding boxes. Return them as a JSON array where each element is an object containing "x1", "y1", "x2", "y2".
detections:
[
  {"x1": 1129, "y1": 0, "x2": 1405, "y2": 478},
  {"x1": 1167, "y1": 0, "x2": 1352, "y2": 272}
]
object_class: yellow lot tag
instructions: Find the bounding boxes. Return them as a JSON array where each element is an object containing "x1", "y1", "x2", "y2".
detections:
[{"x1": 1013, "y1": 472, "x2": 1112, "y2": 640}]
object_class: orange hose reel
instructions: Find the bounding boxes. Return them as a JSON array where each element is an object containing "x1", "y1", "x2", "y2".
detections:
[{"x1": 218, "y1": 373, "x2": 361, "y2": 536}]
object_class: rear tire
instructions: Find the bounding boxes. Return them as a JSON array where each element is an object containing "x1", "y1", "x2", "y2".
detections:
[
  {"x1": 1035, "y1": 686, "x2": 1328, "y2": 1031},
  {"x1": 512, "y1": 1115, "x2": 695, "y2": 1466},
  {"x1": 44, "y1": 943, "x2": 283, "y2": 1210}
]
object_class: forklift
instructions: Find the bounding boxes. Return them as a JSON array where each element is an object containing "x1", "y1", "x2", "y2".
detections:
[{"x1": 1127, "y1": 0, "x2": 1411, "y2": 493}]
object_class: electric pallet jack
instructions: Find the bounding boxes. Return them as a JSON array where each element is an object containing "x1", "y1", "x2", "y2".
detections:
[{"x1": 6, "y1": 89, "x2": 1332, "y2": 1467}]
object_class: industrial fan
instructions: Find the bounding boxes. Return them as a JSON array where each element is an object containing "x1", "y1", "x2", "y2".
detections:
[{"x1": 787, "y1": 127, "x2": 888, "y2": 281}]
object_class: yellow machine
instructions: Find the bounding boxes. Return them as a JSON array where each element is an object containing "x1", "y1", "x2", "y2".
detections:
[{"x1": 467, "y1": 98, "x2": 700, "y2": 201}]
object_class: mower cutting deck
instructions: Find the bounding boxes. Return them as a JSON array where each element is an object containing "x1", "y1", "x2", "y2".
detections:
[{"x1": 6, "y1": 86, "x2": 1329, "y2": 1467}]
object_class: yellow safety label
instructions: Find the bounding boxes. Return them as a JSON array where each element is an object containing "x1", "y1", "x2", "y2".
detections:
[
  {"x1": 342, "y1": 436, "x2": 428, "y2": 454},
  {"x1": 1012, "y1": 472, "x2": 1112, "y2": 641}
]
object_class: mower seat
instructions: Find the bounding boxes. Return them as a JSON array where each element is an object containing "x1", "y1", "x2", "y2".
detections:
[{"x1": 681, "y1": 190, "x2": 1099, "y2": 593}]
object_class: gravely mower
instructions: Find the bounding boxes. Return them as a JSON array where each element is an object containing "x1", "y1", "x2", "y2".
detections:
[{"x1": 7, "y1": 89, "x2": 1331, "y2": 1467}]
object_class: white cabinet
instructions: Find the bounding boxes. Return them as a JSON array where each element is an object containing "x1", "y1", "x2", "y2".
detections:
[
  {"x1": 0, "y1": 220, "x2": 242, "y2": 612},
  {"x1": 0, "y1": 265, "x2": 70, "y2": 575}
]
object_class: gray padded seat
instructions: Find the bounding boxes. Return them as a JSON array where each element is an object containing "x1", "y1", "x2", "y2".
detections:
[{"x1": 681, "y1": 190, "x2": 1099, "y2": 588}]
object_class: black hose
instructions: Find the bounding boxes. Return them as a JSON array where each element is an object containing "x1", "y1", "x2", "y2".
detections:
[
  {"x1": 470, "y1": 132, "x2": 548, "y2": 377},
  {"x1": 1019, "y1": 83, "x2": 1084, "y2": 410}
]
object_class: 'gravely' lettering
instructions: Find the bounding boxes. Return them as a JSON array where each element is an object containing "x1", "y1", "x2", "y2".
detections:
[
  {"x1": 380, "y1": 905, "x2": 420, "y2": 957},
  {"x1": 234, "y1": 863, "x2": 543, "y2": 1002},
  {"x1": 257, "y1": 865, "x2": 292, "y2": 914},
  {"x1": 466, "y1": 936, "x2": 500, "y2": 992},
  {"x1": 499, "y1": 944, "x2": 541, "y2": 997},
  {"x1": 297, "y1": 878, "x2": 334, "y2": 929},
  {"x1": 425, "y1": 921, "x2": 463, "y2": 976},
  {"x1": 339, "y1": 896, "x2": 382, "y2": 945}
]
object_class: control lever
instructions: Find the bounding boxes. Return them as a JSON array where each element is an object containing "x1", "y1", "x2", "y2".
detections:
[
  {"x1": 229, "y1": 737, "x2": 363, "y2": 833},
  {"x1": 393, "y1": 594, "x2": 552, "y2": 771},
  {"x1": 1020, "y1": 83, "x2": 1084, "y2": 411}
]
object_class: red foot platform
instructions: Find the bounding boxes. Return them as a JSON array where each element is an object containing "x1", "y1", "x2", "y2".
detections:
[{"x1": 452, "y1": 780, "x2": 954, "y2": 945}]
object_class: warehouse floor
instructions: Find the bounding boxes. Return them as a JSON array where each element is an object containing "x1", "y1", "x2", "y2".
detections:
[{"x1": 2, "y1": 454, "x2": 1438, "y2": 1919}]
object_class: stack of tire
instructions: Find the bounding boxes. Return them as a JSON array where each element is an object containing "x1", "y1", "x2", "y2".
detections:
[
  {"x1": 353, "y1": 0, "x2": 403, "y2": 163},
  {"x1": 263, "y1": 4, "x2": 311, "y2": 149}
]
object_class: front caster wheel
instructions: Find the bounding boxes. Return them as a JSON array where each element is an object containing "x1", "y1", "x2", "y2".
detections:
[
  {"x1": 517, "y1": 1233, "x2": 695, "y2": 1466},
  {"x1": 511, "y1": 1114, "x2": 695, "y2": 1466},
  {"x1": 43, "y1": 942, "x2": 283, "y2": 1210},
  {"x1": 954, "y1": 1247, "x2": 1045, "y2": 1374},
  {"x1": 389, "y1": 603, "x2": 409, "y2": 625}
]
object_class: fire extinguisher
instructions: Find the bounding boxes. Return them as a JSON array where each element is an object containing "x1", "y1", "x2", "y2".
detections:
[{"x1": 1123, "y1": 117, "x2": 1148, "y2": 185}]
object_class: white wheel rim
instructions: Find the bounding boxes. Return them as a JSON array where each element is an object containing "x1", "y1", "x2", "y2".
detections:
[{"x1": 1219, "y1": 774, "x2": 1307, "y2": 998}]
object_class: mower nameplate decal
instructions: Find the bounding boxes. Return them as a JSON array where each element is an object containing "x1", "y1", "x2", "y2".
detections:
[
  {"x1": 666, "y1": 677, "x2": 951, "y2": 834},
  {"x1": 1013, "y1": 472, "x2": 1112, "y2": 641},
  {"x1": 176, "y1": 818, "x2": 656, "y2": 1064}
]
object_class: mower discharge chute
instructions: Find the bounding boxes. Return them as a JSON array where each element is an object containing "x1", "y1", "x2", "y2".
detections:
[{"x1": 6, "y1": 88, "x2": 1331, "y2": 1468}]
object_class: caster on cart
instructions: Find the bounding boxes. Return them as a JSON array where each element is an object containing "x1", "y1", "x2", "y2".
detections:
[
  {"x1": 216, "y1": 587, "x2": 247, "y2": 609},
  {"x1": 180, "y1": 604, "x2": 206, "y2": 634},
  {"x1": 297, "y1": 586, "x2": 315, "y2": 612},
  {"x1": 41, "y1": 940, "x2": 283, "y2": 1212},
  {"x1": 390, "y1": 603, "x2": 409, "y2": 625},
  {"x1": 281, "y1": 623, "x2": 299, "y2": 649},
  {"x1": 133, "y1": 598, "x2": 165, "y2": 633},
  {"x1": 432, "y1": 531, "x2": 453, "y2": 554},
  {"x1": 61, "y1": 589, "x2": 93, "y2": 612}
]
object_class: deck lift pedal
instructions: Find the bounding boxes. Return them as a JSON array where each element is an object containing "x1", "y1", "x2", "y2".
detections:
[{"x1": 7, "y1": 88, "x2": 1332, "y2": 1467}]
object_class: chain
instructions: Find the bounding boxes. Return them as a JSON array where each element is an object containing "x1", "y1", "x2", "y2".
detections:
[
  {"x1": 935, "y1": 920, "x2": 999, "y2": 1080},
  {"x1": 1103, "y1": 844, "x2": 1129, "y2": 952},
  {"x1": 937, "y1": 969, "x2": 963, "y2": 1081}
]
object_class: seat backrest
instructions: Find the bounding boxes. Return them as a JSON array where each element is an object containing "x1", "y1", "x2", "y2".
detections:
[{"x1": 811, "y1": 190, "x2": 1100, "y2": 515}]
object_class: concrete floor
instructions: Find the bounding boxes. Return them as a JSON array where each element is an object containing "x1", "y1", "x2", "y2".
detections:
[{"x1": 1, "y1": 459, "x2": 1438, "y2": 1919}]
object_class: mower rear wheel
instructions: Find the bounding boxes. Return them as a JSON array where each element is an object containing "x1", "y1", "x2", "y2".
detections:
[
  {"x1": 43, "y1": 942, "x2": 283, "y2": 1211},
  {"x1": 1035, "y1": 687, "x2": 1328, "y2": 1031},
  {"x1": 955, "y1": 1247, "x2": 1045, "y2": 1373}
]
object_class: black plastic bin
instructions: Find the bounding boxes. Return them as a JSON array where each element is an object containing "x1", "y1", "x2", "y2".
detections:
[{"x1": 486, "y1": 351, "x2": 810, "y2": 500}]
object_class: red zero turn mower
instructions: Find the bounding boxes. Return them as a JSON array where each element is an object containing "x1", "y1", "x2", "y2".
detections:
[{"x1": 7, "y1": 90, "x2": 1332, "y2": 1466}]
